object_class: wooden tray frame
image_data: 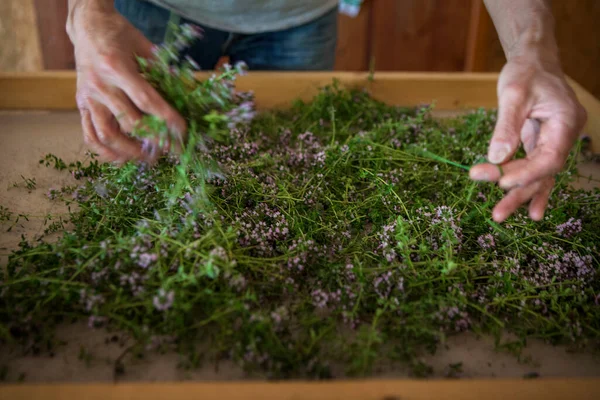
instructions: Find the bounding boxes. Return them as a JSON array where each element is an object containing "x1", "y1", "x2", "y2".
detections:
[
  {"x1": 1, "y1": 71, "x2": 600, "y2": 399},
  {"x1": 1, "y1": 71, "x2": 599, "y2": 153}
]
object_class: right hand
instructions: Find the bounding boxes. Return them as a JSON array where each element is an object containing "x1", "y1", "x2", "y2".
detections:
[{"x1": 67, "y1": 2, "x2": 186, "y2": 164}]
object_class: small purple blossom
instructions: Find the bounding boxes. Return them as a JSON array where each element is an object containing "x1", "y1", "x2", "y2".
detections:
[
  {"x1": 136, "y1": 252, "x2": 158, "y2": 268},
  {"x1": 47, "y1": 188, "x2": 60, "y2": 200},
  {"x1": 373, "y1": 271, "x2": 404, "y2": 299},
  {"x1": 153, "y1": 288, "x2": 175, "y2": 312},
  {"x1": 311, "y1": 289, "x2": 329, "y2": 309},
  {"x1": 477, "y1": 233, "x2": 496, "y2": 249},
  {"x1": 270, "y1": 306, "x2": 288, "y2": 327},
  {"x1": 234, "y1": 60, "x2": 248, "y2": 76},
  {"x1": 80, "y1": 289, "x2": 105, "y2": 312}
]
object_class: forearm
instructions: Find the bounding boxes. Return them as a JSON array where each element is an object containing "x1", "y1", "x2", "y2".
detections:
[
  {"x1": 483, "y1": 0, "x2": 559, "y2": 62},
  {"x1": 66, "y1": 0, "x2": 114, "y2": 41}
]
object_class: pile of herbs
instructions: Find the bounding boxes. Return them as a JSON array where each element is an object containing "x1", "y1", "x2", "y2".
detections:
[{"x1": 1, "y1": 25, "x2": 599, "y2": 379}]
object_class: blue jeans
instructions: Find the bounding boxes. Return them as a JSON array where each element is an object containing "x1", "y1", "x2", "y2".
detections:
[{"x1": 114, "y1": 0, "x2": 338, "y2": 70}]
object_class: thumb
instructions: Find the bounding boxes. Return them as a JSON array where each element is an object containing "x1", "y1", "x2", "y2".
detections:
[{"x1": 488, "y1": 85, "x2": 530, "y2": 164}]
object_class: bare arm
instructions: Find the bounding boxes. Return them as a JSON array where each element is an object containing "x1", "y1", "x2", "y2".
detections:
[
  {"x1": 66, "y1": 0, "x2": 114, "y2": 41},
  {"x1": 470, "y1": 0, "x2": 587, "y2": 222},
  {"x1": 483, "y1": 0, "x2": 558, "y2": 62}
]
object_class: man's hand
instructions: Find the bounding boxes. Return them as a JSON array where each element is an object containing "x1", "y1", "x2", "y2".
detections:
[
  {"x1": 472, "y1": 0, "x2": 587, "y2": 223},
  {"x1": 67, "y1": 0, "x2": 186, "y2": 164},
  {"x1": 469, "y1": 53, "x2": 587, "y2": 223}
]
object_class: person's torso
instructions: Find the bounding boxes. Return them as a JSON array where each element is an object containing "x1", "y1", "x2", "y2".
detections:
[{"x1": 145, "y1": 0, "x2": 340, "y2": 34}]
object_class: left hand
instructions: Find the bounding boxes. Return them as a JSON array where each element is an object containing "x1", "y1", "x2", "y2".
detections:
[{"x1": 469, "y1": 52, "x2": 587, "y2": 223}]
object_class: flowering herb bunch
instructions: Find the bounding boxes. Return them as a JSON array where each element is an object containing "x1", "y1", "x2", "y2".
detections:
[
  {"x1": 1, "y1": 28, "x2": 600, "y2": 380},
  {"x1": 133, "y1": 23, "x2": 254, "y2": 203}
]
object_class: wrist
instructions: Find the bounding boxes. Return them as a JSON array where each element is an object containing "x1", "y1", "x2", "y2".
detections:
[
  {"x1": 506, "y1": 31, "x2": 559, "y2": 64},
  {"x1": 507, "y1": 41, "x2": 563, "y2": 77},
  {"x1": 66, "y1": 0, "x2": 115, "y2": 43},
  {"x1": 504, "y1": 3, "x2": 560, "y2": 65}
]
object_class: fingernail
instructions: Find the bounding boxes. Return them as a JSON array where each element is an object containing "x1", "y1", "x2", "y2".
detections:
[
  {"x1": 470, "y1": 168, "x2": 489, "y2": 181},
  {"x1": 488, "y1": 142, "x2": 511, "y2": 164}
]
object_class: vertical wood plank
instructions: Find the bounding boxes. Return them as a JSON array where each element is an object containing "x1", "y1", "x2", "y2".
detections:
[
  {"x1": 464, "y1": 0, "x2": 492, "y2": 72},
  {"x1": 33, "y1": 0, "x2": 75, "y2": 70},
  {"x1": 370, "y1": 0, "x2": 473, "y2": 72},
  {"x1": 0, "y1": 0, "x2": 43, "y2": 71},
  {"x1": 334, "y1": 1, "x2": 373, "y2": 71},
  {"x1": 552, "y1": 0, "x2": 600, "y2": 99}
]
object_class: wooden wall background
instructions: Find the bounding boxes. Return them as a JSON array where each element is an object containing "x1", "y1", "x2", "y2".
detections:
[
  {"x1": 1, "y1": 0, "x2": 599, "y2": 99},
  {"x1": 0, "y1": 0, "x2": 43, "y2": 72}
]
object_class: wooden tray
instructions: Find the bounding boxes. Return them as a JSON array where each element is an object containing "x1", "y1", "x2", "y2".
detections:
[
  {"x1": 1, "y1": 71, "x2": 599, "y2": 399},
  {"x1": 1, "y1": 71, "x2": 599, "y2": 152}
]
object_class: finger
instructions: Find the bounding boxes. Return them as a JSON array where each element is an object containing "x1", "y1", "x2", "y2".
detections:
[
  {"x1": 113, "y1": 67, "x2": 187, "y2": 144},
  {"x1": 472, "y1": 146, "x2": 562, "y2": 190},
  {"x1": 80, "y1": 107, "x2": 120, "y2": 162},
  {"x1": 469, "y1": 158, "x2": 523, "y2": 183},
  {"x1": 88, "y1": 100, "x2": 157, "y2": 163},
  {"x1": 469, "y1": 163, "x2": 503, "y2": 182},
  {"x1": 98, "y1": 88, "x2": 143, "y2": 134},
  {"x1": 521, "y1": 118, "x2": 540, "y2": 154},
  {"x1": 492, "y1": 180, "x2": 542, "y2": 223},
  {"x1": 528, "y1": 178, "x2": 554, "y2": 221},
  {"x1": 488, "y1": 84, "x2": 531, "y2": 164},
  {"x1": 497, "y1": 150, "x2": 562, "y2": 190},
  {"x1": 498, "y1": 119, "x2": 574, "y2": 189}
]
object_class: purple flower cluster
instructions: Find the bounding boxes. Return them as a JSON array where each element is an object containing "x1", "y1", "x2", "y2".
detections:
[
  {"x1": 226, "y1": 101, "x2": 256, "y2": 129},
  {"x1": 376, "y1": 222, "x2": 399, "y2": 263},
  {"x1": 373, "y1": 270, "x2": 405, "y2": 300},
  {"x1": 130, "y1": 164, "x2": 158, "y2": 191},
  {"x1": 120, "y1": 270, "x2": 149, "y2": 297},
  {"x1": 311, "y1": 288, "x2": 342, "y2": 310},
  {"x1": 376, "y1": 168, "x2": 402, "y2": 185},
  {"x1": 236, "y1": 203, "x2": 290, "y2": 256},
  {"x1": 242, "y1": 346, "x2": 270, "y2": 367},
  {"x1": 285, "y1": 238, "x2": 335, "y2": 272},
  {"x1": 477, "y1": 233, "x2": 496, "y2": 250},
  {"x1": 226, "y1": 272, "x2": 247, "y2": 292},
  {"x1": 503, "y1": 245, "x2": 597, "y2": 287},
  {"x1": 286, "y1": 131, "x2": 327, "y2": 169},
  {"x1": 212, "y1": 128, "x2": 261, "y2": 164},
  {"x1": 71, "y1": 185, "x2": 87, "y2": 201},
  {"x1": 436, "y1": 306, "x2": 471, "y2": 332},
  {"x1": 46, "y1": 188, "x2": 60, "y2": 200},
  {"x1": 80, "y1": 289, "x2": 105, "y2": 312},
  {"x1": 153, "y1": 288, "x2": 175, "y2": 312},
  {"x1": 129, "y1": 235, "x2": 159, "y2": 269},
  {"x1": 416, "y1": 205, "x2": 463, "y2": 251},
  {"x1": 556, "y1": 218, "x2": 582, "y2": 238},
  {"x1": 270, "y1": 306, "x2": 289, "y2": 327}
]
